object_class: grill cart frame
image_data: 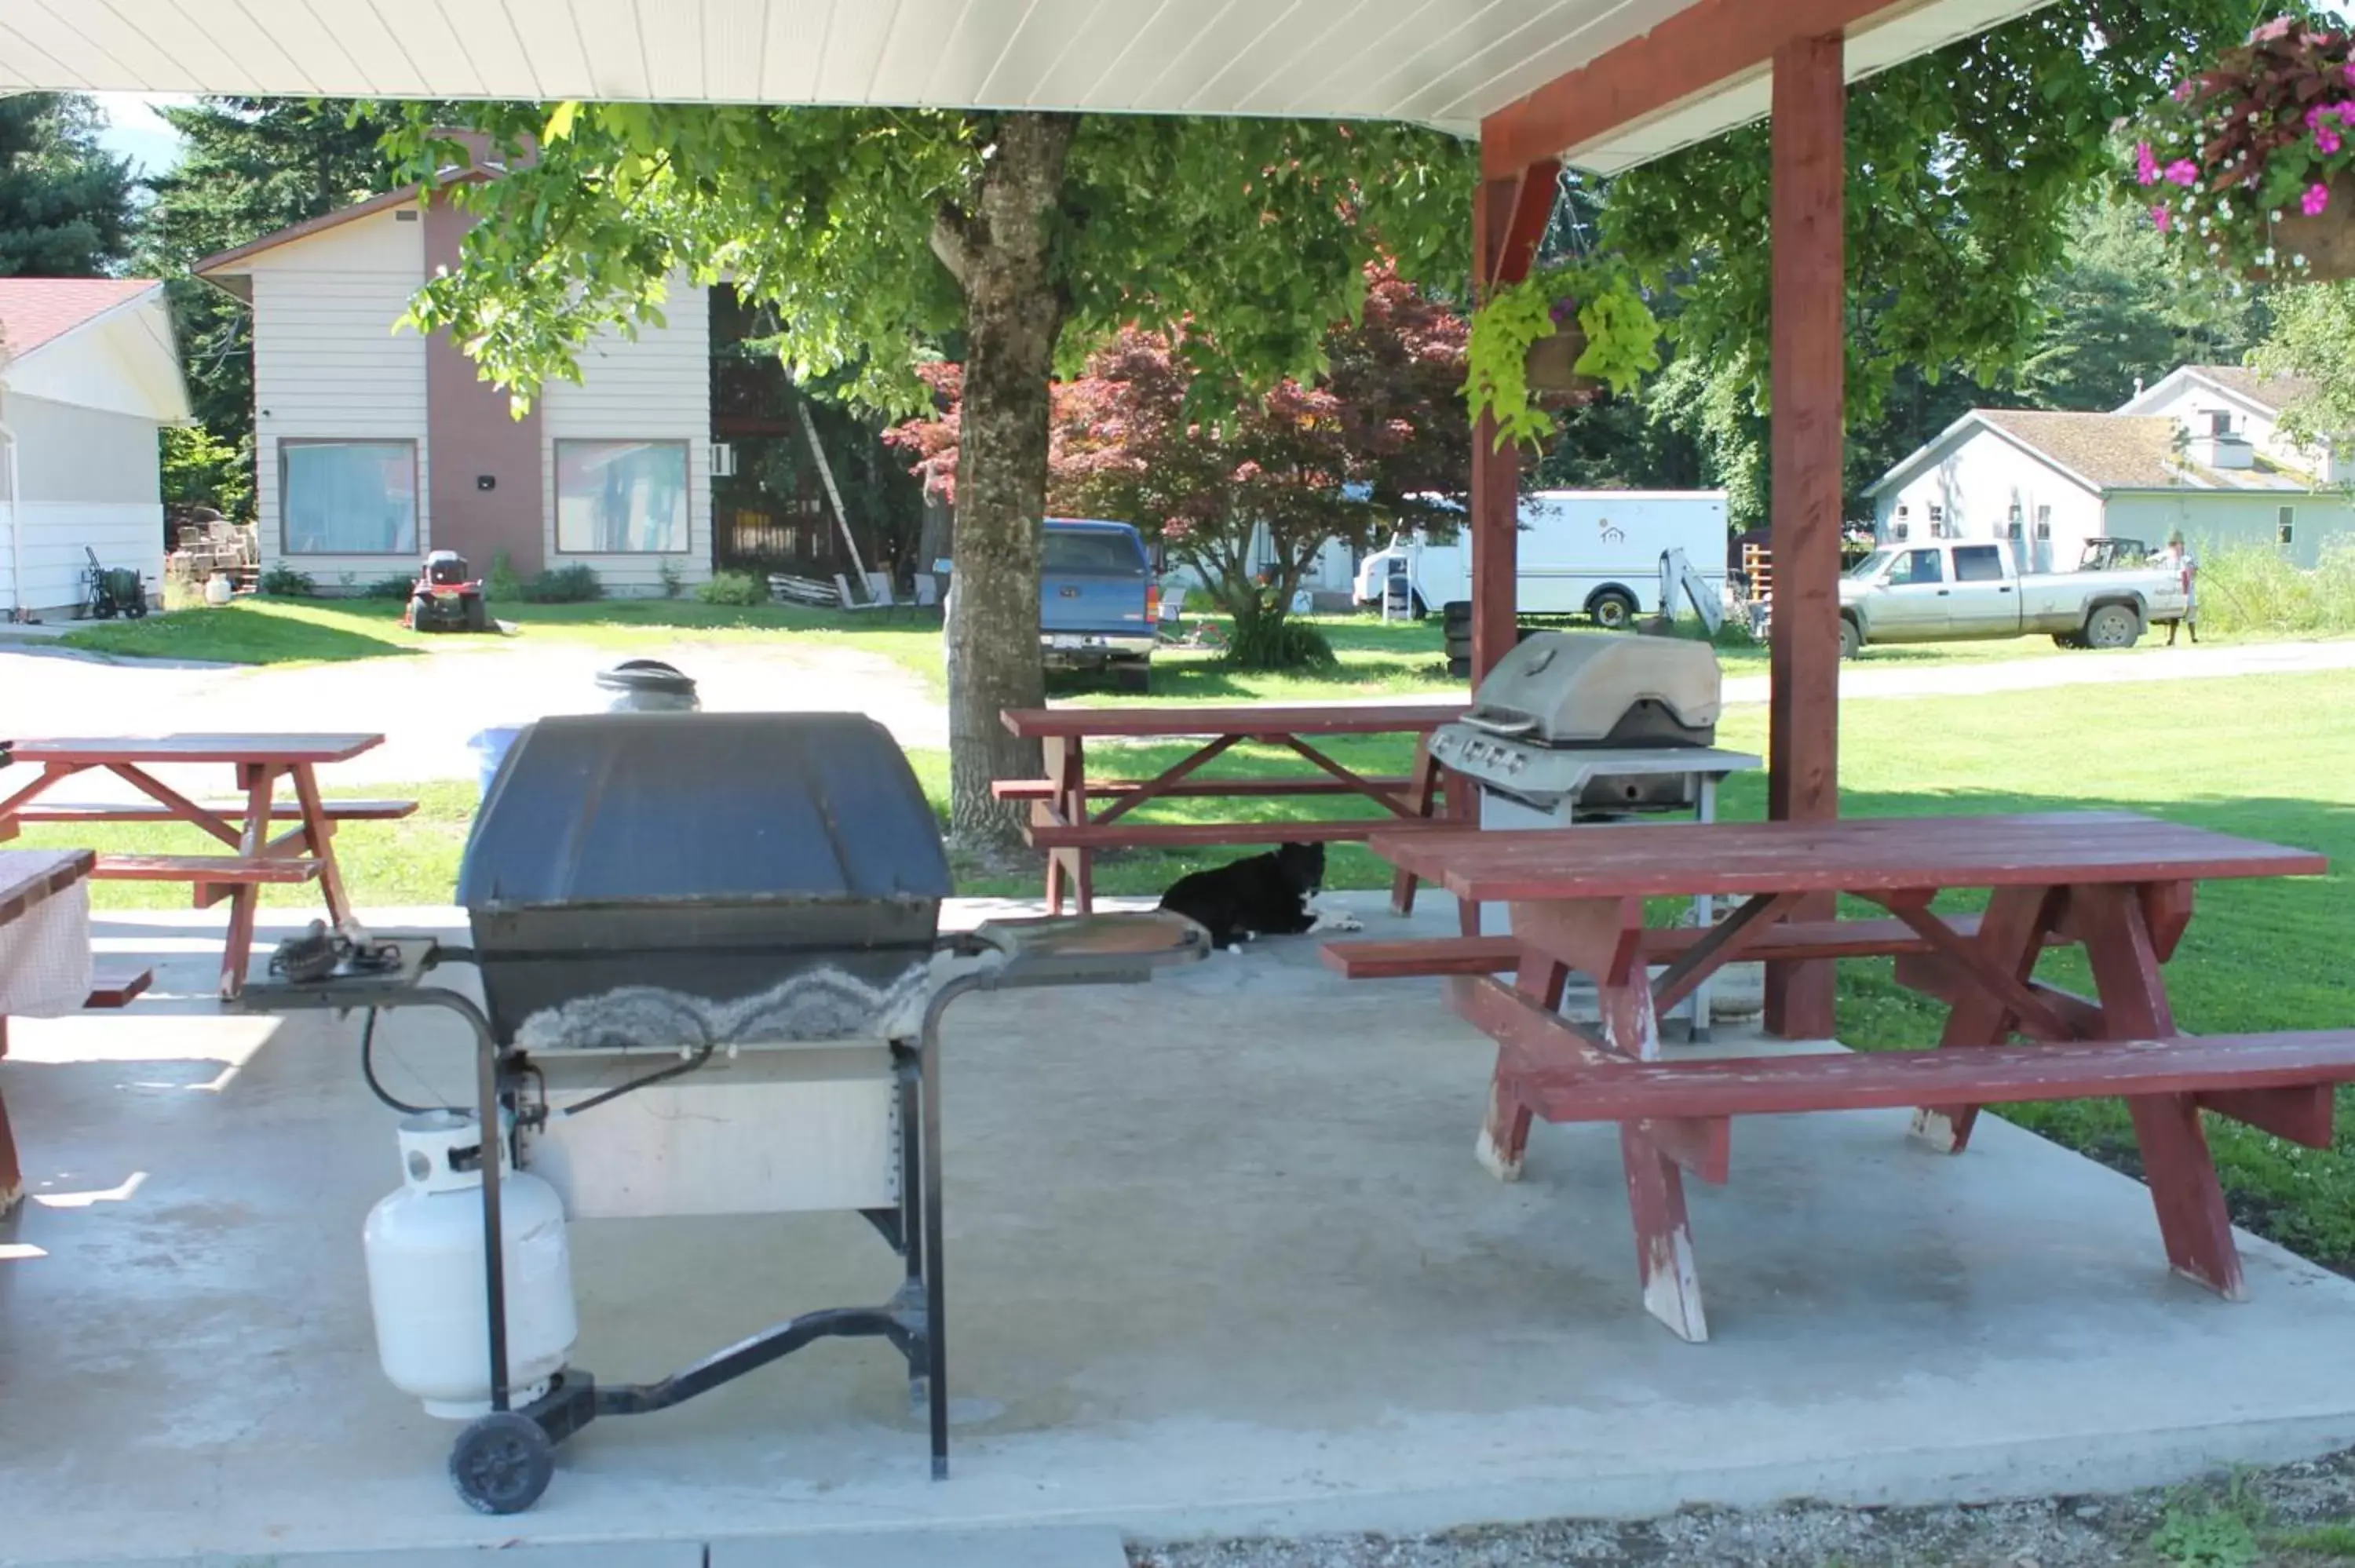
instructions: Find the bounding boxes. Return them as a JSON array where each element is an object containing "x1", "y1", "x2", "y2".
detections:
[{"x1": 239, "y1": 913, "x2": 1206, "y2": 1514}]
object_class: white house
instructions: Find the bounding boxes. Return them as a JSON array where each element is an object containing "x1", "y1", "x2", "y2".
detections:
[
  {"x1": 195, "y1": 179, "x2": 713, "y2": 596},
  {"x1": 1866, "y1": 366, "x2": 2355, "y2": 572},
  {"x1": 0, "y1": 279, "x2": 188, "y2": 620}
]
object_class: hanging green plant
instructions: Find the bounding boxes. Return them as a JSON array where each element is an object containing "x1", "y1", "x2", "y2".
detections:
[{"x1": 1462, "y1": 262, "x2": 1661, "y2": 450}]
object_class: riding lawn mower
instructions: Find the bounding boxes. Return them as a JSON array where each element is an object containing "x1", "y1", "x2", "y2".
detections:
[{"x1": 401, "y1": 550, "x2": 491, "y2": 633}]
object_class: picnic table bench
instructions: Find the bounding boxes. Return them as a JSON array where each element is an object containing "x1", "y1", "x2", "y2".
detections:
[
  {"x1": 1354, "y1": 811, "x2": 2355, "y2": 1340},
  {"x1": 998, "y1": 701, "x2": 1470, "y2": 914},
  {"x1": 1, "y1": 848, "x2": 152, "y2": 1213},
  {"x1": 0, "y1": 734, "x2": 403, "y2": 1000}
]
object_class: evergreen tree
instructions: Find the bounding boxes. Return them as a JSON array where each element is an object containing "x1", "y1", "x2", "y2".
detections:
[{"x1": 0, "y1": 94, "x2": 135, "y2": 278}]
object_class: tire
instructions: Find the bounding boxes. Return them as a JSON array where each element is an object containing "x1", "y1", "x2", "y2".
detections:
[
  {"x1": 449, "y1": 1412, "x2": 554, "y2": 1515},
  {"x1": 1587, "y1": 589, "x2": 1637, "y2": 631},
  {"x1": 1115, "y1": 661, "x2": 1152, "y2": 695},
  {"x1": 463, "y1": 595, "x2": 489, "y2": 633},
  {"x1": 1445, "y1": 654, "x2": 1471, "y2": 680},
  {"x1": 1440, "y1": 600, "x2": 1473, "y2": 633},
  {"x1": 409, "y1": 594, "x2": 439, "y2": 632},
  {"x1": 2082, "y1": 603, "x2": 2141, "y2": 650},
  {"x1": 1408, "y1": 591, "x2": 1429, "y2": 621},
  {"x1": 126, "y1": 595, "x2": 148, "y2": 620},
  {"x1": 1839, "y1": 617, "x2": 1863, "y2": 660}
]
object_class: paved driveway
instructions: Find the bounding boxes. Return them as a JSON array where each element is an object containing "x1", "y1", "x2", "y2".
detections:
[{"x1": 2, "y1": 638, "x2": 945, "y2": 789}]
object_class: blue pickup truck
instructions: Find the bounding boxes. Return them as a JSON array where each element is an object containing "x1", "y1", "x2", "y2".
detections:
[{"x1": 1040, "y1": 518, "x2": 1156, "y2": 692}]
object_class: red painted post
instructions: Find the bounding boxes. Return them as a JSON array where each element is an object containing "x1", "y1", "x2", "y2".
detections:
[
  {"x1": 1467, "y1": 156, "x2": 1559, "y2": 687},
  {"x1": 1762, "y1": 34, "x2": 1846, "y2": 1041}
]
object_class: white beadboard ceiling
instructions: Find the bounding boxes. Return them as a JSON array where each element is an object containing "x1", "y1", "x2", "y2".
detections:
[{"x1": 1, "y1": 0, "x2": 2050, "y2": 172}]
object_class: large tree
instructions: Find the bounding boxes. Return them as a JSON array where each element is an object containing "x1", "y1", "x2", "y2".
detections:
[
  {"x1": 889, "y1": 266, "x2": 1471, "y2": 663},
  {"x1": 1596, "y1": 0, "x2": 2269, "y2": 519},
  {"x1": 0, "y1": 95, "x2": 134, "y2": 279},
  {"x1": 137, "y1": 99, "x2": 426, "y2": 513},
  {"x1": 382, "y1": 107, "x2": 1471, "y2": 843}
]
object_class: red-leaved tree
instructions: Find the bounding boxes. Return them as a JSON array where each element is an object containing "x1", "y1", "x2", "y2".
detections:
[{"x1": 890, "y1": 266, "x2": 1471, "y2": 665}]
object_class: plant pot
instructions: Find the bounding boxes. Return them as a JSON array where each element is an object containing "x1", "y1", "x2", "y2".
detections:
[
  {"x1": 1523, "y1": 326, "x2": 1596, "y2": 392},
  {"x1": 2247, "y1": 173, "x2": 2355, "y2": 282}
]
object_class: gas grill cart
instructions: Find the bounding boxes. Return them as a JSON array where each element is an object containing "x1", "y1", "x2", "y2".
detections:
[{"x1": 235, "y1": 713, "x2": 1207, "y2": 1515}]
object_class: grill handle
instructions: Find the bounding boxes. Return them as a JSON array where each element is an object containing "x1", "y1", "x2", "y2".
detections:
[{"x1": 1460, "y1": 711, "x2": 1539, "y2": 737}]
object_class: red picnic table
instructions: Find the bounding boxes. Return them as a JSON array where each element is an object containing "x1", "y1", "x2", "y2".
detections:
[
  {"x1": 0, "y1": 848, "x2": 95, "y2": 1212},
  {"x1": 0, "y1": 734, "x2": 403, "y2": 999},
  {"x1": 1355, "y1": 810, "x2": 2355, "y2": 1340},
  {"x1": 999, "y1": 700, "x2": 1470, "y2": 914}
]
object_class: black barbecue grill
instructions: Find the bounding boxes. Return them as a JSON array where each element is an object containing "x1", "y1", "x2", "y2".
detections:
[{"x1": 236, "y1": 710, "x2": 1207, "y2": 1514}]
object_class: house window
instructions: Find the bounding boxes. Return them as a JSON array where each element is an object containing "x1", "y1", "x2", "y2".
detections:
[
  {"x1": 2207, "y1": 409, "x2": 2233, "y2": 437},
  {"x1": 1926, "y1": 504, "x2": 1952, "y2": 538},
  {"x1": 2035, "y1": 505, "x2": 2052, "y2": 541},
  {"x1": 556, "y1": 440, "x2": 691, "y2": 554},
  {"x1": 2279, "y1": 505, "x2": 2295, "y2": 545},
  {"x1": 279, "y1": 440, "x2": 418, "y2": 556},
  {"x1": 1891, "y1": 521, "x2": 1910, "y2": 542}
]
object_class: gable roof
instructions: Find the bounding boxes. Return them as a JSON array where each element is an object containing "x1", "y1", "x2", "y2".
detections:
[
  {"x1": 1870, "y1": 406, "x2": 2325, "y2": 501},
  {"x1": 0, "y1": 278, "x2": 160, "y2": 360},
  {"x1": 2183, "y1": 363, "x2": 2317, "y2": 412},
  {"x1": 192, "y1": 160, "x2": 502, "y2": 301},
  {"x1": 1975, "y1": 411, "x2": 2188, "y2": 490}
]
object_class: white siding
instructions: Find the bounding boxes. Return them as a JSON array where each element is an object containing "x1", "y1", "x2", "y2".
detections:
[
  {"x1": 1873, "y1": 425, "x2": 2104, "y2": 572},
  {"x1": 2108, "y1": 490, "x2": 2355, "y2": 569},
  {"x1": 246, "y1": 207, "x2": 430, "y2": 586},
  {"x1": 0, "y1": 394, "x2": 164, "y2": 616},
  {"x1": 2128, "y1": 376, "x2": 2343, "y2": 480},
  {"x1": 539, "y1": 283, "x2": 712, "y2": 595},
  {"x1": 0, "y1": 501, "x2": 161, "y2": 616}
]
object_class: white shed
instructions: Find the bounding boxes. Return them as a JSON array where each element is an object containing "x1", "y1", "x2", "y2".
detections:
[{"x1": 0, "y1": 279, "x2": 188, "y2": 621}]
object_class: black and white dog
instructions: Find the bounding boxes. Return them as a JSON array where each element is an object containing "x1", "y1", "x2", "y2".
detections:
[{"x1": 1158, "y1": 842, "x2": 1363, "y2": 951}]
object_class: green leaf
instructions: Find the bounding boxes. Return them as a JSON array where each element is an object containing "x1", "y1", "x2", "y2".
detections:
[{"x1": 542, "y1": 101, "x2": 581, "y2": 144}]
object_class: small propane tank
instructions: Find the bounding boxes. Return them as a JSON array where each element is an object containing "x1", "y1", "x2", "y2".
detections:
[
  {"x1": 363, "y1": 1110, "x2": 578, "y2": 1419},
  {"x1": 203, "y1": 572, "x2": 234, "y2": 607}
]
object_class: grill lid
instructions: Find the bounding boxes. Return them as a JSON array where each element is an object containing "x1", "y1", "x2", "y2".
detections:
[
  {"x1": 458, "y1": 711, "x2": 951, "y2": 908},
  {"x1": 1465, "y1": 633, "x2": 1722, "y2": 746}
]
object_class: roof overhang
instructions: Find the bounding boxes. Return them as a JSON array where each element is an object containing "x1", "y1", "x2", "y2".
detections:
[
  {"x1": 0, "y1": 284, "x2": 192, "y2": 425},
  {"x1": 5, "y1": 0, "x2": 2053, "y2": 173}
]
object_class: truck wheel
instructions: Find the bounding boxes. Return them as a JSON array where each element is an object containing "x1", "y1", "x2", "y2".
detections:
[
  {"x1": 2083, "y1": 603, "x2": 2141, "y2": 650},
  {"x1": 1587, "y1": 589, "x2": 1637, "y2": 631},
  {"x1": 1839, "y1": 617, "x2": 1862, "y2": 660},
  {"x1": 1115, "y1": 661, "x2": 1152, "y2": 695}
]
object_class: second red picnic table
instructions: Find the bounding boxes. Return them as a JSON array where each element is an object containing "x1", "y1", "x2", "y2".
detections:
[
  {"x1": 1353, "y1": 810, "x2": 2353, "y2": 1339},
  {"x1": 0, "y1": 732, "x2": 396, "y2": 998},
  {"x1": 999, "y1": 700, "x2": 1469, "y2": 914}
]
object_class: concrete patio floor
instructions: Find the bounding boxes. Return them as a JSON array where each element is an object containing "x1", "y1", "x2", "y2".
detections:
[{"x1": 5, "y1": 894, "x2": 2355, "y2": 1565}]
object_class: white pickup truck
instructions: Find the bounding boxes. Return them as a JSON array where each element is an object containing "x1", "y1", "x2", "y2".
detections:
[{"x1": 1837, "y1": 541, "x2": 2187, "y2": 658}]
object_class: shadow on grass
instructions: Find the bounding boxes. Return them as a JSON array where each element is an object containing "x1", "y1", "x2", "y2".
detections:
[{"x1": 57, "y1": 601, "x2": 427, "y2": 665}]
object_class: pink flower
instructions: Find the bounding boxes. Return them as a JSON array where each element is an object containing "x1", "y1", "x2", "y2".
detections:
[
  {"x1": 2151, "y1": 203, "x2": 2174, "y2": 232},
  {"x1": 2303, "y1": 181, "x2": 2332, "y2": 217},
  {"x1": 2136, "y1": 140, "x2": 2160, "y2": 185},
  {"x1": 2165, "y1": 159, "x2": 2200, "y2": 186},
  {"x1": 2319, "y1": 126, "x2": 2343, "y2": 155}
]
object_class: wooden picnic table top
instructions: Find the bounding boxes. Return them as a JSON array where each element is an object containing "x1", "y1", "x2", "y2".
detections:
[
  {"x1": 0, "y1": 848, "x2": 94, "y2": 928},
  {"x1": 1002, "y1": 700, "x2": 1467, "y2": 741},
  {"x1": 3, "y1": 733, "x2": 384, "y2": 768},
  {"x1": 1367, "y1": 811, "x2": 2328, "y2": 903}
]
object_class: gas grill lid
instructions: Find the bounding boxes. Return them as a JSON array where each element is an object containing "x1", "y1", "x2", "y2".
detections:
[
  {"x1": 458, "y1": 711, "x2": 951, "y2": 909},
  {"x1": 1464, "y1": 633, "x2": 1722, "y2": 745}
]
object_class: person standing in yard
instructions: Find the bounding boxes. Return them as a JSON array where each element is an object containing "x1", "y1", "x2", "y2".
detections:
[{"x1": 2160, "y1": 531, "x2": 2199, "y2": 645}]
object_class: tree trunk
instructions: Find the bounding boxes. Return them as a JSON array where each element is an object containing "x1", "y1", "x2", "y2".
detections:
[{"x1": 933, "y1": 113, "x2": 1077, "y2": 849}]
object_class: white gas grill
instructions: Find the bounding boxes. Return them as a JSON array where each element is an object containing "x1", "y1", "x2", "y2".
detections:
[{"x1": 1429, "y1": 633, "x2": 1762, "y2": 1035}]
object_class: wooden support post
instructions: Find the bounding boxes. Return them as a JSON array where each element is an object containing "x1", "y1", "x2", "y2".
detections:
[
  {"x1": 1468, "y1": 154, "x2": 1560, "y2": 687},
  {"x1": 1762, "y1": 34, "x2": 1846, "y2": 1041}
]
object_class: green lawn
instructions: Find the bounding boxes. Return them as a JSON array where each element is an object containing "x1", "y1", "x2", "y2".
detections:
[{"x1": 57, "y1": 594, "x2": 948, "y2": 689}]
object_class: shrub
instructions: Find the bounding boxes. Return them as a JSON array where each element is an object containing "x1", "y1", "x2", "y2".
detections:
[
  {"x1": 659, "y1": 558, "x2": 685, "y2": 599},
  {"x1": 487, "y1": 550, "x2": 525, "y2": 600},
  {"x1": 2196, "y1": 538, "x2": 2355, "y2": 636},
  {"x1": 360, "y1": 574, "x2": 418, "y2": 600},
  {"x1": 1225, "y1": 613, "x2": 1338, "y2": 671},
  {"x1": 696, "y1": 569, "x2": 766, "y2": 607},
  {"x1": 518, "y1": 564, "x2": 605, "y2": 603},
  {"x1": 259, "y1": 565, "x2": 315, "y2": 596}
]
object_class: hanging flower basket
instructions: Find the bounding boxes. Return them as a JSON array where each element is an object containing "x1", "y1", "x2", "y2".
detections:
[
  {"x1": 2130, "y1": 17, "x2": 2355, "y2": 282},
  {"x1": 2248, "y1": 171, "x2": 2355, "y2": 282},
  {"x1": 1523, "y1": 324, "x2": 1597, "y2": 392}
]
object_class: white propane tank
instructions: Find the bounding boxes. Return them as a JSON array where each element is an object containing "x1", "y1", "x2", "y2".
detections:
[
  {"x1": 203, "y1": 573, "x2": 233, "y2": 607},
  {"x1": 363, "y1": 1110, "x2": 578, "y2": 1419}
]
